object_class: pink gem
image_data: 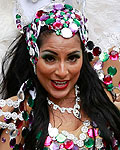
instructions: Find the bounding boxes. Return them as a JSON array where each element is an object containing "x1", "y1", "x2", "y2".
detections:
[
  {"x1": 103, "y1": 75, "x2": 112, "y2": 85},
  {"x1": 63, "y1": 10, "x2": 68, "y2": 13},
  {"x1": 36, "y1": 10, "x2": 44, "y2": 18},
  {"x1": 60, "y1": 144, "x2": 65, "y2": 149},
  {"x1": 64, "y1": 140, "x2": 74, "y2": 149},
  {"x1": 88, "y1": 128, "x2": 98, "y2": 138},
  {"x1": 54, "y1": 4, "x2": 64, "y2": 10},
  {"x1": 66, "y1": 21, "x2": 70, "y2": 24},
  {"x1": 53, "y1": 22, "x2": 63, "y2": 29},
  {"x1": 119, "y1": 82, "x2": 120, "y2": 88},
  {"x1": 109, "y1": 50, "x2": 119, "y2": 60},
  {"x1": 40, "y1": 15, "x2": 49, "y2": 21},
  {"x1": 44, "y1": 136, "x2": 52, "y2": 146}
]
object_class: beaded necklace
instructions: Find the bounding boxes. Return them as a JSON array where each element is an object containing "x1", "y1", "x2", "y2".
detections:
[
  {"x1": 47, "y1": 85, "x2": 81, "y2": 119},
  {"x1": 43, "y1": 120, "x2": 105, "y2": 149}
]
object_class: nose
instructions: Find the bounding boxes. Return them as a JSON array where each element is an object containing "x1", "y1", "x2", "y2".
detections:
[{"x1": 55, "y1": 62, "x2": 69, "y2": 79}]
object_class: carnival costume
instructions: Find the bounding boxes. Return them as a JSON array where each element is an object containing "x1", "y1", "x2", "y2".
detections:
[{"x1": 0, "y1": 0, "x2": 120, "y2": 149}]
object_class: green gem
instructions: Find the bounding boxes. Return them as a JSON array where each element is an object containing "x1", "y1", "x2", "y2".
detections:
[
  {"x1": 68, "y1": 11, "x2": 72, "y2": 14},
  {"x1": 28, "y1": 24, "x2": 31, "y2": 29},
  {"x1": 63, "y1": 18, "x2": 68, "y2": 21},
  {"x1": 74, "y1": 19, "x2": 81, "y2": 27},
  {"x1": 64, "y1": 4, "x2": 73, "y2": 11},
  {"x1": 49, "y1": 12, "x2": 54, "y2": 16},
  {"x1": 35, "y1": 18, "x2": 40, "y2": 23},
  {"x1": 13, "y1": 144, "x2": 19, "y2": 150},
  {"x1": 99, "y1": 52, "x2": 109, "y2": 62},
  {"x1": 56, "y1": 30, "x2": 61, "y2": 35},
  {"x1": 45, "y1": 18, "x2": 55, "y2": 25},
  {"x1": 63, "y1": 23, "x2": 68, "y2": 28},
  {"x1": 26, "y1": 80, "x2": 32, "y2": 88},
  {"x1": 36, "y1": 131, "x2": 42, "y2": 140},
  {"x1": 16, "y1": 14, "x2": 21, "y2": 19},
  {"x1": 56, "y1": 133, "x2": 66, "y2": 143},
  {"x1": 106, "y1": 84, "x2": 113, "y2": 91},
  {"x1": 43, "y1": 147, "x2": 49, "y2": 150},
  {"x1": 84, "y1": 138, "x2": 94, "y2": 148},
  {"x1": 27, "y1": 46, "x2": 30, "y2": 50},
  {"x1": 22, "y1": 111, "x2": 29, "y2": 121},
  {"x1": 28, "y1": 96, "x2": 34, "y2": 108},
  {"x1": 60, "y1": 11, "x2": 65, "y2": 16},
  {"x1": 31, "y1": 34, "x2": 37, "y2": 42},
  {"x1": 107, "y1": 66, "x2": 117, "y2": 76}
]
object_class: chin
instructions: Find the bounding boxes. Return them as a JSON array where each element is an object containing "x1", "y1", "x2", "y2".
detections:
[{"x1": 48, "y1": 89, "x2": 71, "y2": 100}]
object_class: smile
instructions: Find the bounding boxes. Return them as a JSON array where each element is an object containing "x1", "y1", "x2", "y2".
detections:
[{"x1": 51, "y1": 80, "x2": 69, "y2": 90}]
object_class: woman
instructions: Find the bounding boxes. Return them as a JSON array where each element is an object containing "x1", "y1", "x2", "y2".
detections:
[{"x1": 0, "y1": 1, "x2": 120, "y2": 150}]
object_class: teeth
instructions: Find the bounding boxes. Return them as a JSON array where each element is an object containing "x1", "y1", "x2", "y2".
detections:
[
  {"x1": 55, "y1": 81, "x2": 67, "y2": 84},
  {"x1": 54, "y1": 81, "x2": 67, "y2": 84}
]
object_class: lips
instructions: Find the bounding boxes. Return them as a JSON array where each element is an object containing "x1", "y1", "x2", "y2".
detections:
[{"x1": 51, "y1": 80, "x2": 69, "y2": 90}]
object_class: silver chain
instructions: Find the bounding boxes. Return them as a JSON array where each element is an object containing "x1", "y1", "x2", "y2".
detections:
[{"x1": 47, "y1": 85, "x2": 81, "y2": 119}]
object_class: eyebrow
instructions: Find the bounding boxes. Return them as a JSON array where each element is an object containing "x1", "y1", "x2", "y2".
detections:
[{"x1": 41, "y1": 50, "x2": 81, "y2": 56}]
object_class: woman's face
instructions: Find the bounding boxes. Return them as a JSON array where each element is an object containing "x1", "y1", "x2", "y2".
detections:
[{"x1": 36, "y1": 32, "x2": 83, "y2": 99}]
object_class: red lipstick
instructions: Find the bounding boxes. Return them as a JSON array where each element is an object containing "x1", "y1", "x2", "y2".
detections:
[{"x1": 51, "y1": 80, "x2": 69, "y2": 90}]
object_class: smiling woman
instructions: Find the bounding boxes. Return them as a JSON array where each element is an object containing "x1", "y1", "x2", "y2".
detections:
[
  {"x1": 0, "y1": 1, "x2": 120, "y2": 150},
  {"x1": 36, "y1": 32, "x2": 82, "y2": 100}
]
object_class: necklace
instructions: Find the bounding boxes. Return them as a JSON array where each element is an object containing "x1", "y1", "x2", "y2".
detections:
[
  {"x1": 47, "y1": 85, "x2": 81, "y2": 119},
  {"x1": 44, "y1": 120, "x2": 105, "y2": 149}
]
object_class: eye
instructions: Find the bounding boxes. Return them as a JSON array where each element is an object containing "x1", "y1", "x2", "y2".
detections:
[
  {"x1": 42, "y1": 55, "x2": 56, "y2": 62},
  {"x1": 67, "y1": 55, "x2": 80, "y2": 62}
]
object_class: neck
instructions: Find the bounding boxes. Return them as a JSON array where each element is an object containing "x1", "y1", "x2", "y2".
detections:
[{"x1": 48, "y1": 88, "x2": 76, "y2": 108}]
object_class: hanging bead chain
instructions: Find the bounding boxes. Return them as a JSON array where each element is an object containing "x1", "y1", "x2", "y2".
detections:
[
  {"x1": 93, "y1": 33, "x2": 120, "y2": 101},
  {"x1": 47, "y1": 85, "x2": 81, "y2": 119},
  {"x1": 0, "y1": 79, "x2": 36, "y2": 149}
]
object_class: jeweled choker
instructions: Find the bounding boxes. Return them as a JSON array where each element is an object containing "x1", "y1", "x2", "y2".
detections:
[{"x1": 47, "y1": 85, "x2": 81, "y2": 119}]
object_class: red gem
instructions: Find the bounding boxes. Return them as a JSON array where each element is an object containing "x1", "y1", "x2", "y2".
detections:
[
  {"x1": 73, "y1": 32, "x2": 76, "y2": 36},
  {"x1": 83, "y1": 40, "x2": 85, "y2": 44},
  {"x1": 53, "y1": 22, "x2": 63, "y2": 29},
  {"x1": 48, "y1": 25, "x2": 52, "y2": 30},
  {"x1": 93, "y1": 47, "x2": 101, "y2": 56},
  {"x1": 20, "y1": 101, "x2": 24, "y2": 111},
  {"x1": 75, "y1": 14, "x2": 81, "y2": 20},
  {"x1": 113, "y1": 146, "x2": 118, "y2": 150},
  {"x1": 19, "y1": 144, "x2": 24, "y2": 150},
  {"x1": 16, "y1": 120, "x2": 23, "y2": 129},
  {"x1": 54, "y1": 16, "x2": 58, "y2": 19},
  {"x1": 109, "y1": 50, "x2": 119, "y2": 60},
  {"x1": 0, "y1": 107, "x2": 2, "y2": 109},
  {"x1": 64, "y1": 140, "x2": 74, "y2": 149},
  {"x1": 17, "y1": 24, "x2": 22, "y2": 30},
  {"x1": 103, "y1": 75, "x2": 112, "y2": 85},
  {"x1": 36, "y1": 10, "x2": 44, "y2": 18},
  {"x1": 17, "y1": 131, "x2": 20, "y2": 136}
]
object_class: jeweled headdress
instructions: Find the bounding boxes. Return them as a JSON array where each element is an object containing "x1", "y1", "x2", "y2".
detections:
[{"x1": 15, "y1": 0, "x2": 93, "y2": 70}]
